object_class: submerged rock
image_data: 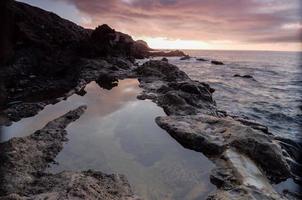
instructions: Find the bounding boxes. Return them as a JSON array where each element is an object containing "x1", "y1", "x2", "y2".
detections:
[
  {"x1": 234, "y1": 74, "x2": 254, "y2": 79},
  {"x1": 196, "y1": 58, "x2": 208, "y2": 61},
  {"x1": 211, "y1": 60, "x2": 224, "y2": 65}
]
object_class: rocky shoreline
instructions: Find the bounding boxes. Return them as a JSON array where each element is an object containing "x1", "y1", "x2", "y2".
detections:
[{"x1": 0, "y1": 1, "x2": 301, "y2": 199}]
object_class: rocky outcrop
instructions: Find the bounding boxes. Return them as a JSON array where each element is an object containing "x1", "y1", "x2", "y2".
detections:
[
  {"x1": 80, "y1": 24, "x2": 151, "y2": 59},
  {"x1": 136, "y1": 60, "x2": 217, "y2": 116},
  {"x1": 0, "y1": 106, "x2": 140, "y2": 200}
]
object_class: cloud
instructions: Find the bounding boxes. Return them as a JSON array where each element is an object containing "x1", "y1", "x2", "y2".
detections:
[{"x1": 22, "y1": 0, "x2": 302, "y2": 47}]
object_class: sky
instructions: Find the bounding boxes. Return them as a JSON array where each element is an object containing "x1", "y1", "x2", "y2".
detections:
[{"x1": 18, "y1": 0, "x2": 302, "y2": 51}]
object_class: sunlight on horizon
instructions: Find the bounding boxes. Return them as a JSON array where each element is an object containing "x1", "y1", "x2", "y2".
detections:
[
  {"x1": 135, "y1": 36, "x2": 302, "y2": 52},
  {"x1": 137, "y1": 37, "x2": 210, "y2": 50}
]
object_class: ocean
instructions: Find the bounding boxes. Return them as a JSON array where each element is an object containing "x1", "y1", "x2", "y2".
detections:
[{"x1": 162, "y1": 50, "x2": 302, "y2": 140}]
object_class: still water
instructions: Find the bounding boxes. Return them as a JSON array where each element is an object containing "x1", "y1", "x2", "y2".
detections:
[{"x1": 1, "y1": 79, "x2": 214, "y2": 200}]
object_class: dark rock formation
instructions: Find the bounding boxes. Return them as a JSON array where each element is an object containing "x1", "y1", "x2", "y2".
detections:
[
  {"x1": 211, "y1": 60, "x2": 224, "y2": 65},
  {"x1": 81, "y1": 24, "x2": 150, "y2": 59},
  {"x1": 0, "y1": 0, "x2": 150, "y2": 115},
  {"x1": 180, "y1": 55, "x2": 191, "y2": 60}
]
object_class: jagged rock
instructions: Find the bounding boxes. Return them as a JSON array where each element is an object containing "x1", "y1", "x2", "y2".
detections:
[
  {"x1": 136, "y1": 61, "x2": 217, "y2": 116},
  {"x1": 211, "y1": 60, "x2": 224, "y2": 65}
]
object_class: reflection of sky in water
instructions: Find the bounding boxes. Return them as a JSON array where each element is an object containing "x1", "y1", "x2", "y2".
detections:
[
  {"x1": 0, "y1": 79, "x2": 140, "y2": 142},
  {"x1": 1, "y1": 79, "x2": 215, "y2": 199}
]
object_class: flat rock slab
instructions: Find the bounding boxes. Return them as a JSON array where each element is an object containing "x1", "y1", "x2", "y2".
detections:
[{"x1": 156, "y1": 114, "x2": 291, "y2": 182}]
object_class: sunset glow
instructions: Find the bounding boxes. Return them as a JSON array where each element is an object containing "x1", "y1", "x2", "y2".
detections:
[
  {"x1": 19, "y1": 0, "x2": 302, "y2": 51},
  {"x1": 136, "y1": 37, "x2": 210, "y2": 50}
]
